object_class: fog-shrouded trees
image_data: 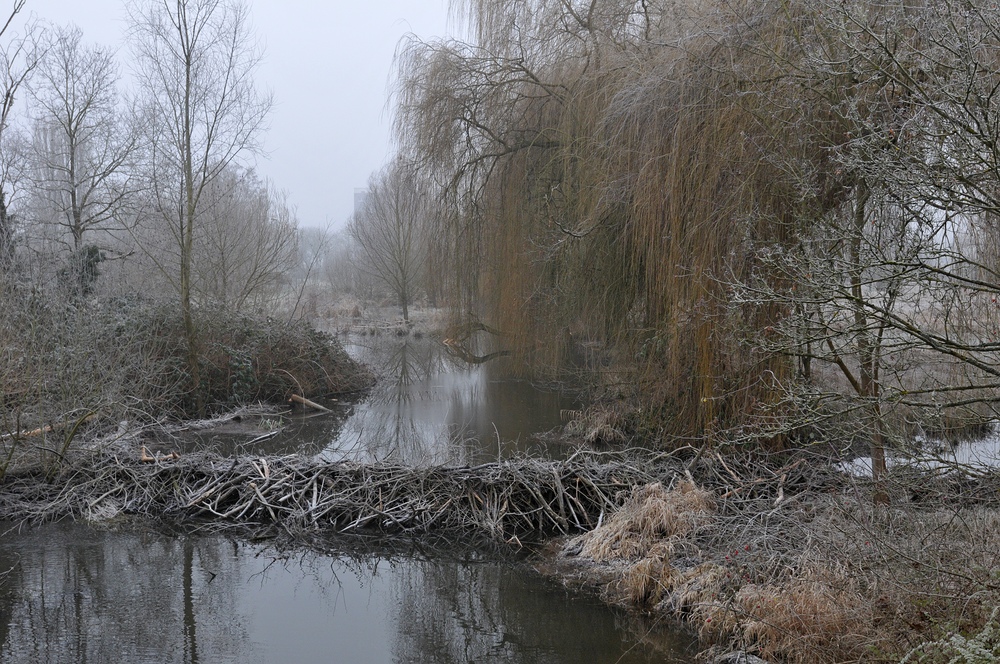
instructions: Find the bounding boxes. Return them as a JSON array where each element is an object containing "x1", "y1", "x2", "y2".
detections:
[
  {"x1": 25, "y1": 25, "x2": 138, "y2": 294},
  {"x1": 27, "y1": 27, "x2": 137, "y2": 247},
  {"x1": 349, "y1": 163, "x2": 429, "y2": 323},
  {"x1": 193, "y1": 166, "x2": 297, "y2": 312},
  {"x1": 0, "y1": 0, "x2": 37, "y2": 264},
  {"x1": 127, "y1": 0, "x2": 272, "y2": 406}
]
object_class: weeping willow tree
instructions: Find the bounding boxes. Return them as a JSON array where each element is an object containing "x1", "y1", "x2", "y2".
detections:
[
  {"x1": 391, "y1": 0, "x2": 842, "y2": 446},
  {"x1": 393, "y1": 0, "x2": 1000, "y2": 463}
]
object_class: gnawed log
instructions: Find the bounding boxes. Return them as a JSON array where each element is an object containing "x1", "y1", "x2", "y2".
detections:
[
  {"x1": 1, "y1": 414, "x2": 96, "y2": 442},
  {"x1": 139, "y1": 446, "x2": 180, "y2": 463},
  {"x1": 289, "y1": 394, "x2": 332, "y2": 413}
]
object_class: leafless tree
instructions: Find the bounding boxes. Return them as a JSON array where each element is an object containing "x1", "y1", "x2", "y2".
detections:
[
  {"x1": 27, "y1": 25, "x2": 137, "y2": 259},
  {"x1": 284, "y1": 225, "x2": 333, "y2": 323},
  {"x1": 321, "y1": 231, "x2": 356, "y2": 295},
  {"x1": 127, "y1": 0, "x2": 272, "y2": 406},
  {"x1": 0, "y1": 0, "x2": 38, "y2": 263},
  {"x1": 193, "y1": 166, "x2": 297, "y2": 312},
  {"x1": 690, "y1": 0, "x2": 1000, "y2": 500},
  {"x1": 349, "y1": 162, "x2": 429, "y2": 323}
]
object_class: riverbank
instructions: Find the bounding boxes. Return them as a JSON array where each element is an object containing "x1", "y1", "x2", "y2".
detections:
[{"x1": 535, "y1": 452, "x2": 1000, "y2": 663}]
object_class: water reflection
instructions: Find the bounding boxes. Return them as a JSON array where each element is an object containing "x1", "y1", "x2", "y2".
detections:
[
  {"x1": 0, "y1": 523, "x2": 694, "y2": 663},
  {"x1": 0, "y1": 524, "x2": 250, "y2": 663},
  {"x1": 174, "y1": 336, "x2": 577, "y2": 464},
  {"x1": 323, "y1": 336, "x2": 577, "y2": 465},
  {"x1": 391, "y1": 558, "x2": 694, "y2": 663}
]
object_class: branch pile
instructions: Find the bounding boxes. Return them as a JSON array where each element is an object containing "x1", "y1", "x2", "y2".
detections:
[{"x1": 0, "y1": 450, "x2": 674, "y2": 540}]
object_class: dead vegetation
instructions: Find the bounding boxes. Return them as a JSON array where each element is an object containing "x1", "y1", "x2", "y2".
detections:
[
  {"x1": 0, "y1": 445, "x2": 678, "y2": 542},
  {"x1": 544, "y1": 456, "x2": 1000, "y2": 663},
  {"x1": 579, "y1": 481, "x2": 714, "y2": 561}
]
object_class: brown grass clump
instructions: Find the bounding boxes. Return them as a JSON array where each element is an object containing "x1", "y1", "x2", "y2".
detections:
[
  {"x1": 562, "y1": 405, "x2": 631, "y2": 447},
  {"x1": 671, "y1": 562, "x2": 730, "y2": 613},
  {"x1": 619, "y1": 552, "x2": 679, "y2": 606},
  {"x1": 578, "y1": 481, "x2": 715, "y2": 562},
  {"x1": 722, "y1": 564, "x2": 869, "y2": 663}
]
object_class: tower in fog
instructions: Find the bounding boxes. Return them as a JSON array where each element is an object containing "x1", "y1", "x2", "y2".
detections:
[{"x1": 354, "y1": 188, "x2": 369, "y2": 214}]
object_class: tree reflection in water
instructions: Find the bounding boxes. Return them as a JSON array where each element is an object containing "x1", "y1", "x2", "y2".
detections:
[
  {"x1": 325, "y1": 336, "x2": 575, "y2": 465},
  {"x1": 0, "y1": 523, "x2": 249, "y2": 663},
  {"x1": 170, "y1": 335, "x2": 577, "y2": 463},
  {"x1": 390, "y1": 557, "x2": 694, "y2": 664},
  {"x1": 0, "y1": 524, "x2": 694, "y2": 663}
]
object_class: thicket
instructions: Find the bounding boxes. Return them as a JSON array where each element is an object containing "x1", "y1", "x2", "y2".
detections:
[
  {"x1": 393, "y1": 0, "x2": 1000, "y2": 468},
  {"x1": 0, "y1": 278, "x2": 370, "y2": 478}
]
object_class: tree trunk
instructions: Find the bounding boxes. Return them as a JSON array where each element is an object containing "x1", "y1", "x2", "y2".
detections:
[
  {"x1": 850, "y1": 181, "x2": 888, "y2": 504},
  {"x1": 183, "y1": 43, "x2": 202, "y2": 415},
  {"x1": 0, "y1": 189, "x2": 12, "y2": 265}
]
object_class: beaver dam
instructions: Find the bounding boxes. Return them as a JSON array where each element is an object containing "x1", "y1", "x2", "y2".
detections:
[
  {"x1": 0, "y1": 448, "x2": 667, "y2": 541},
  {"x1": 0, "y1": 445, "x2": 704, "y2": 662}
]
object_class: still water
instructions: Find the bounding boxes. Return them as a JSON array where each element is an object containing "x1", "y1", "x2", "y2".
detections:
[
  {"x1": 189, "y1": 335, "x2": 579, "y2": 465},
  {"x1": 0, "y1": 522, "x2": 694, "y2": 663},
  {"x1": 0, "y1": 336, "x2": 696, "y2": 662}
]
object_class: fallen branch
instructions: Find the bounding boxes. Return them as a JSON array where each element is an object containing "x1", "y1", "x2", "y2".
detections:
[
  {"x1": 289, "y1": 394, "x2": 332, "y2": 413},
  {"x1": 1, "y1": 413, "x2": 96, "y2": 442}
]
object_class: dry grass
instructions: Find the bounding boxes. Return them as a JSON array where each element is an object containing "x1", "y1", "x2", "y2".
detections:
[
  {"x1": 547, "y1": 460, "x2": 1000, "y2": 663},
  {"x1": 579, "y1": 480, "x2": 714, "y2": 561},
  {"x1": 562, "y1": 405, "x2": 632, "y2": 447},
  {"x1": 710, "y1": 563, "x2": 869, "y2": 662}
]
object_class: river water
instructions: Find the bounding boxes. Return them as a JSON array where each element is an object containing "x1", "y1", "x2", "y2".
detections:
[
  {"x1": 0, "y1": 523, "x2": 694, "y2": 663},
  {"x1": 187, "y1": 335, "x2": 581, "y2": 465},
  {"x1": 0, "y1": 334, "x2": 696, "y2": 663}
]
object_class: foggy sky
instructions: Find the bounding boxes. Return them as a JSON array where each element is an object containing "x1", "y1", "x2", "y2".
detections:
[{"x1": 18, "y1": 0, "x2": 455, "y2": 229}]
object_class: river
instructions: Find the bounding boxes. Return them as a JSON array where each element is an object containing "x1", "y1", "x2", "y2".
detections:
[
  {"x1": 0, "y1": 334, "x2": 696, "y2": 663},
  {"x1": 184, "y1": 334, "x2": 581, "y2": 464},
  {"x1": 0, "y1": 522, "x2": 694, "y2": 663}
]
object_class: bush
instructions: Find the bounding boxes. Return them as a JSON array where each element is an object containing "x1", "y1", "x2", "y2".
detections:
[
  {"x1": 192, "y1": 309, "x2": 373, "y2": 410},
  {"x1": 901, "y1": 608, "x2": 1000, "y2": 664},
  {"x1": 0, "y1": 287, "x2": 372, "y2": 432}
]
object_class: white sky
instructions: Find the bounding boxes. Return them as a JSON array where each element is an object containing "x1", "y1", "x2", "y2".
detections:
[{"x1": 20, "y1": 0, "x2": 457, "y2": 229}]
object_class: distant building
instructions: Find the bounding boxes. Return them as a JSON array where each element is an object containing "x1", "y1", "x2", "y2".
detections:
[{"x1": 354, "y1": 188, "x2": 369, "y2": 215}]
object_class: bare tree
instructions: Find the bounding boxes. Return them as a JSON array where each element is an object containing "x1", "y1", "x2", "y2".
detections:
[
  {"x1": 27, "y1": 25, "x2": 137, "y2": 263},
  {"x1": 348, "y1": 162, "x2": 428, "y2": 323},
  {"x1": 683, "y1": 0, "x2": 1000, "y2": 501},
  {"x1": 193, "y1": 165, "x2": 297, "y2": 312},
  {"x1": 321, "y1": 230, "x2": 355, "y2": 295},
  {"x1": 127, "y1": 0, "x2": 272, "y2": 406},
  {"x1": 0, "y1": 1, "x2": 38, "y2": 263}
]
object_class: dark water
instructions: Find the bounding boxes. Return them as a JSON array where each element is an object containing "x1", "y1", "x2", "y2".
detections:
[
  {"x1": 0, "y1": 522, "x2": 695, "y2": 663},
  {"x1": 189, "y1": 335, "x2": 579, "y2": 465},
  {"x1": 0, "y1": 336, "x2": 700, "y2": 662}
]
